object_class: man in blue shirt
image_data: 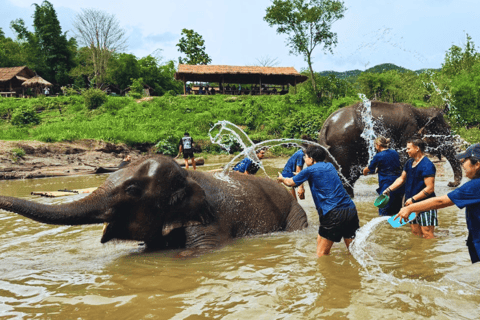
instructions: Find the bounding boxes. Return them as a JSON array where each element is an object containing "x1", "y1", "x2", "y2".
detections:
[
  {"x1": 277, "y1": 145, "x2": 359, "y2": 257},
  {"x1": 232, "y1": 149, "x2": 265, "y2": 175},
  {"x1": 395, "y1": 143, "x2": 480, "y2": 263},
  {"x1": 281, "y1": 148, "x2": 306, "y2": 200}
]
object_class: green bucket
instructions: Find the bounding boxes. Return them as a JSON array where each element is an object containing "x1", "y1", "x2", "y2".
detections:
[{"x1": 374, "y1": 194, "x2": 390, "y2": 208}]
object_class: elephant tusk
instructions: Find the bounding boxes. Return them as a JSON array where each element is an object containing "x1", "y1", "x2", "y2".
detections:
[{"x1": 102, "y1": 222, "x2": 108, "y2": 235}]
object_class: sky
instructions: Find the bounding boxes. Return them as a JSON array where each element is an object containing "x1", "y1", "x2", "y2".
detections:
[{"x1": 1, "y1": 0, "x2": 479, "y2": 73}]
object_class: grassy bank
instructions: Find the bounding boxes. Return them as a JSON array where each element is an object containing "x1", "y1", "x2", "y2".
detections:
[{"x1": 0, "y1": 94, "x2": 358, "y2": 147}]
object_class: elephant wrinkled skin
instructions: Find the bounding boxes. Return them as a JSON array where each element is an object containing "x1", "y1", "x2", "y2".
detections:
[
  {"x1": 319, "y1": 101, "x2": 462, "y2": 197},
  {"x1": 0, "y1": 156, "x2": 308, "y2": 251}
]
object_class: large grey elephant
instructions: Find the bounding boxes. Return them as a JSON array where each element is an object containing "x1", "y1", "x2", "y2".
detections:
[
  {"x1": 319, "y1": 101, "x2": 462, "y2": 197},
  {"x1": 0, "y1": 156, "x2": 308, "y2": 250}
]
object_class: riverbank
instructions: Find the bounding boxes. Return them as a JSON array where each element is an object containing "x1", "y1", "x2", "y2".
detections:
[{"x1": 0, "y1": 140, "x2": 139, "y2": 180}]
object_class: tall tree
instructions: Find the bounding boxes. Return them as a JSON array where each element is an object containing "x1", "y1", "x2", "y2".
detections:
[
  {"x1": 176, "y1": 29, "x2": 212, "y2": 65},
  {"x1": 264, "y1": 0, "x2": 346, "y2": 91},
  {"x1": 73, "y1": 8, "x2": 127, "y2": 88},
  {"x1": 9, "y1": 1, "x2": 76, "y2": 85}
]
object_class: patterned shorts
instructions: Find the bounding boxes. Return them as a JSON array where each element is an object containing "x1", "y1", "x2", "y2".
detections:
[{"x1": 410, "y1": 209, "x2": 438, "y2": 227}]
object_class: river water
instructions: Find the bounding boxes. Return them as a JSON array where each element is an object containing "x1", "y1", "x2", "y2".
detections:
[{"x1": 0, "y1": 156, "x2": 479, "y2": 319}]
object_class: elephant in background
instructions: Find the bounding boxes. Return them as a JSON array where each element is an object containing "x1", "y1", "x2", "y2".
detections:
[
  {"x1": 0, "y1": 156, "x2": 308, "y2": 251},
  {"x1": 319, "y1": 101, "x2": 462, "y2": 197}
]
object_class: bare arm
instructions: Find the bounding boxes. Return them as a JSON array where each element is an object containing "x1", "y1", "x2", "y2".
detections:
[
  {"x1": 277, "y1": 174, "x2": 297, "y2": 187},
  {"x1": 395, "y1": 194, "x2": 454, "y2": 221},
  {"x1": 362, "y1": 167, "x2": 371, "y2": 176}
]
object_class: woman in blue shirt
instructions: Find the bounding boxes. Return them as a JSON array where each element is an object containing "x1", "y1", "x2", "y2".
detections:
[
  {"x1": 363, "y1": 136, "x2": 405, "y2": 216},
  {"x1": 384, "y1": 138, "x2": 437, "y2": 239},
  {"x1": 395, "y1": 143, "x2": 480, "y2": 263}
]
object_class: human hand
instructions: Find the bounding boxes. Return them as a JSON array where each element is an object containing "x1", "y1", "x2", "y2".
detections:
[
  {"x1": 404, "y1": 198, "x2": 414, "y2": 206},
  {"x1": 362, "y1": 167, "x2": 369, "y2": 176},
  {"x1": 298, "y1": 187, "x2": 305, "y2": 200},
  {"x1": 276, "y1": 172, "x2": 284, "y2": 183},
  {"x1": 394, "y1": 207, "x2": 416, "y2": 223},
  {"x1": 383, "y1": 187, "x2": 391, "y2": 196}
]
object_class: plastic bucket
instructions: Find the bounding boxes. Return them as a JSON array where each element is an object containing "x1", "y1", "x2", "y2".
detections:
[{"x1": 374, "y1": 194, "x2": 390, "y2": 208}]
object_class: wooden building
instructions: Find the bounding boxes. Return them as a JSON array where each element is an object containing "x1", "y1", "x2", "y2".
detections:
[
  {"x1": 0, "y1": 66, "x2": 35, "y2": 97},
  {"x1": 174, "y1": 65, "x2": 308, "y2": 95}
]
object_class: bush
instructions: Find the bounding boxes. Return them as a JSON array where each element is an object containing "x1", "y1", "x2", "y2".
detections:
[
  {"x1": 83, "y1": 88, "x2": 107, "y2": 110},
  {"x1": 153, "y1": 136, "x2": 178, "y2": 156},
  {"x1": 11, "y1": 106, "x2": 41, "y2": 126}
]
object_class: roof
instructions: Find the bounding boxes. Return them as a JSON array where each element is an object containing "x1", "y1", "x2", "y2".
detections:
[
  {"x1": 22, "y1": 76, "x2": 53, "y2": 87},
  {"x1": 175, "y1": 65, "x2": 308, "y2": 85},
  {"x1": 0, "y1": 66, "x2": 35, "y2": 82}
]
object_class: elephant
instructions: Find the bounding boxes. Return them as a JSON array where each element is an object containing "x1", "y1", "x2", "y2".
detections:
[
  {"x1": 319, "y1": 101, "x2": 462, "y2": 197},
  {"x1": 0, "y1": 156, "x2": 308, "y2": 251}
]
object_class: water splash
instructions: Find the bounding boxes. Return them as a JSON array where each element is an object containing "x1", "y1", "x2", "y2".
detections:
[
  {"x1": 208, "y1": 120, "x2": 354, "y2": 189},
  {"x1": 358, "y1": 94, "x2": 377, "y2": 164}
]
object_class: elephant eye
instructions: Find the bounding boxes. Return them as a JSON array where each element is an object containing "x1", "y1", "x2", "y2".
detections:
[{"x1": 125, "y1": 184, "x2": 142, "y2": 197}]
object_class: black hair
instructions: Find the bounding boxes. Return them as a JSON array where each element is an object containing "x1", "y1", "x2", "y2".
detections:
[
  {"x1": 406, "y1": 137, "x2": 426, "y2": 152},
  {"x1": 305, "y1": 145, "x2": 326, "y2": 162},
  {"x1": 184, "y1": 132, "x2": 189, "y2": 136},
  {"x1": 467, "y1": 157, "x2": 480, "y2": 179}
]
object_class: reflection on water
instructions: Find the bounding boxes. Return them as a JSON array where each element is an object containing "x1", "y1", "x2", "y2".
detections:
[{"x1": 0, "y1": 158, "x2": 479, "y2": 319}]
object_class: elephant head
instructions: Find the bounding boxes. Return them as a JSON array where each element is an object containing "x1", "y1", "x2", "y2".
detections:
[
  {"x1": 414, "y1": 107, "x2": 462, "y2": 187},
  {"x1": 0, "y1": 156, "x2": 215, "y2": 248}
]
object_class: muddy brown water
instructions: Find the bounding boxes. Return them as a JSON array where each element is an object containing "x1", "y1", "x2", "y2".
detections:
[{"x1": 1, "y1": 157, "x2": 479, "y2": 319}]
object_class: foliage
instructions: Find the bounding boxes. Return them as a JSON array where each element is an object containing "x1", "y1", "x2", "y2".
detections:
[
  {"x1": 129, "y1": 78, "x2": 144, "y2": 99},
  {"x1": 11, "y1": 106, "x2": 41, "y2": 126},
  {"x1": 176, "y1": 29, "x2": 212, "y2": 65},
  {"x1": 264, "y1": 0, "x2": 347, "y2": 92},
  {"x1": 153, "y1": 137, "x2": 178, "y2": 156},
  {"x1": 82, "y1": 88, "x2": 107, "y2": 110},
  {"x1": 442, "y1": 34, "x2": 479, "y2": 77}
]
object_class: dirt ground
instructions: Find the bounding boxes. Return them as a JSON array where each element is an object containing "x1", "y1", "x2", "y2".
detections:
[{"x1": 0, "y1": 140, "x2": 143, "y2": 180}]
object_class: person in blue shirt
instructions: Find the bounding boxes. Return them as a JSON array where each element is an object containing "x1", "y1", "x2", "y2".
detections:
[
  {"x1": 232, "y1": 149, "x2": 265, "y2": 175},
  {"x1": 384, "y1": 137, "x2": 437, "y2": 239},
  {"x1": 395, "y1": 143, "x2": 480, "y2": 263},
  {"x1": 281, "y1": 148, "x2": 306, "y2": 201},
  {"x1": 362, "y1": 136, "x2": 405, "y2": 216},
  {"x1": 277, "y1": 145, "x2": 359, "y2": 257}
]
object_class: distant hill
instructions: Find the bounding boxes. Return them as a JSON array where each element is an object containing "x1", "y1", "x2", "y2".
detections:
[{"x1": 318, "y1": 63, "x2": 441, "y2": 80}]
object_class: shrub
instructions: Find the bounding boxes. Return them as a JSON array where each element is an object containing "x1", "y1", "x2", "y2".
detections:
[
  {"x1": 153, "y1": 136, "x2": 178, "y2": 156},
  {"x1": 11, "y1": 106, "x2": 41, "y2": 126},
  {"x1": 10, "y1": 148, "x2": 26, "y2": 162},
  {"x1": 83, "y1": 88, "x2": 107, "y2": 110}
]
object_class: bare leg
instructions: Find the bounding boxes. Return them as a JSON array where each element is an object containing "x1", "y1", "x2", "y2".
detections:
[
  {"x1": 410, "y1": 224, "x2": 423, "y2": 237},
  {"x1": 191, "y1": 157, "x2": 196, "y2": 170},
  {"x1": 317, "y1": 235, "x2": 334, "y2": 257},
  {"x1": 343, "y1": 238, "x2": 354, "y2": 251},
  {"x1": 421, "y1": 226, "x2": 435, "y2": 239},
  {"x1": 184, "y1": 158, "x2": 189, "y2": 170}
]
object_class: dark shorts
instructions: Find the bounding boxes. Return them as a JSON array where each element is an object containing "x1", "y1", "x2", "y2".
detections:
[
  {"x1": 466, "y1": 234, "x2": 480, "y2": 264},
  {"x1": 183, "y1": 149, "x2": 194, "y2": 159},
  {"x1": 409, "y1": 209, "x2": 438, "y2": 227},
  {"x1": 319, "y1": 206, "x2": 360, "y2": 243}
]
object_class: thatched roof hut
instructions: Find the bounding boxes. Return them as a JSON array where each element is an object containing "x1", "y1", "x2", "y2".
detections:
[
  {"x1": 22, "y1": 75, "x2": 53, "y2": 96},
  {"x1": 175, "y1": 64, "x2": 308, "y2": 95},
  {"x1": 0, "y1": 66, "x2": 35, "y2": 97}
]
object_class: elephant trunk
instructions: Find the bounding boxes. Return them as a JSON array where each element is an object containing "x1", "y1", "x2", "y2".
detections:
[
  {"x1": 444, "y1": 149, "x2": 463, "y2": 187},
  {"x1": 0, "y1": 186, "x2": 111, "y2": 226}
]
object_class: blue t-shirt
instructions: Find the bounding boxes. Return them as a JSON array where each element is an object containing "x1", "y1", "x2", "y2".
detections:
[
  {"x1": 368, "y1": 149, "x2": 403, "y2": 194},
  {"x1": 281, "y1": 149, "x2": 305, "y2": 178},
  {"x1": 292, "y1": 162, "x2": 355, "y2": 215},
  {"x1": 403, "y1": 157, "x2": 436, "y2": 200},
  {"x1": 233, "y1": 157, "x2": 260, "y2": 175},
  {"x1": 448, "y1": 178, "x2": 480, "y2": 256}
]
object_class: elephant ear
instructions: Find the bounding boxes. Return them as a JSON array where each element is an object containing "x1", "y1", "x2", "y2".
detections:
[{"x1": 162, "y1": 177, "x2": 215, "y2": 237}]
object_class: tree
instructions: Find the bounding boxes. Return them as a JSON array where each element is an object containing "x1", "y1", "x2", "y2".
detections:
[
  {"x1": 442, "y1": 34, "x2": 480, "y2": 77},
  {"x1": 176, "y1": 29, "x2": 212, "y2": 65},
  {"x1": 264, "y1": 0, "x2": 346, "y2": 92},
  {"x1": 108, "y1": 53, "x2": 140, "y2": 90},
  {"x1": 73, "y1": 8, "x2": 127, "y2": 88}
]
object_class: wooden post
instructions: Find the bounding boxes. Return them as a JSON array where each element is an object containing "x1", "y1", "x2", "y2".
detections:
[
  {"x1": 222, "y1": 76, "x2": 225, "y2": 94},
  {"x1": 183, "y1": 76, "x2": 186, "y2": 95},
  {"x1": 259, "y1": 77, "x2": 262, "y2": 95},
  {"x1": 294, "y1": 77, "x2": 297, "y2": 94}
]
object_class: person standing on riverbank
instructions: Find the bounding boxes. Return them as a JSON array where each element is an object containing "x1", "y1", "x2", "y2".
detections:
[
  {"x1": 362, "y1": 136, "x2": 404, "y2": 216},
  {"x1": 176, "y1": 132, "x2": 196, "y2": 170},
  {"x1": 384, "y1": 137, "x2": 437, "y2": 239},
  {"x1": 277, "y1": 145, "x2": 359, "y2": 257},
  {"x1": 395, "y1": 143, "x2": 480, "y2": 263},
  {"x1": 281, "y1": 148, "x2": 306, "y2": 201}
]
